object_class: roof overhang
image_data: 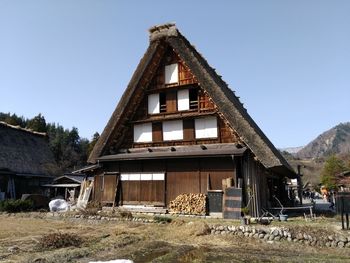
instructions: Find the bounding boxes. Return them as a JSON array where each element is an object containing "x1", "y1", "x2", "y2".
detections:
[
  {"x1": 71, "y1": 164, "x2": 101, "y2": 174},
  {"x1": 98, "y1": 143, "x2": 246, "y2": 162},
  {"x1": 43, "y1": 183, "x2": 81, "y2": 188},
  {"x1": 268, "y1": 165, "x2": 297, "y2": 179}
]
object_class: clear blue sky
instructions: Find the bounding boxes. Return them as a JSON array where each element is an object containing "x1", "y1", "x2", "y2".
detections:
[{"x1": 0, "y1": 0, "x2": 349, "y2": 148}]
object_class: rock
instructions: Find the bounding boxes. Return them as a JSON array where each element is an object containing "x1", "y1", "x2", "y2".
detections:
[
  {"x1": 253, "y1": 233, "x2": 259, "y2": 239},
  {"x1": 328, "y1": 235, "x2": 334, "y2": 241},
  {"x1": 331, "y1": 241, "x2": 338, "y2": 248},
  {"x1": 304, "y1": 240, "x2": 310, "y2": 245},
  {"x1": 221, "y1": 231, "x2": 227, "y2": 235},
  {"x1": 272, "y1": 229, "x2": 279, "y2": 237},
  {"x1": 303, "y1": 233, "x2": 309, "y2": 240},
  {"x1": 338, "y1": 241, "x2": 345, "y2": 248},
  {"x1": 274, "y1": 236, "x2": 281, "y2": 241},
  {"x1": 326, "y1": 242, "x2": 331, "y2": 247},
  {"x1": 211, "y1": 229, "x2": 215, "y2": 234},
  {"x1": 345, "y1": 242, "x2": 350, "y2": 248},
  {"x1": 8, "y1": 246, "x2": 19, "y2": 253},
  {"x1": 248, "y1": 233, "x2": 254, "y2": 237},
  {"x1": 338, "y1": 236, "x2": 347, "y2": 243},
  {"x1": 259, "y1": 234, "x2": 265, "y2": 239},
  {"x1": 297, "y1": 233, "x2": 303, "y2": 240},
  {"x1": 287, "y1": 237, "x2": 292, "y2": 242},
  {"x1": 218, "y1": 226, "x2": 224, "y2": 231},
  {"x1": 311, "y1": 241, "x2": 316, "y2": 246},
  {"x1": 269, "y1": 235, "x2": 275, "y2": 241},
  {"x1": 244, "y1": 232, "x2": 249, "y2": 237},
  {"x1": 264, "y1": 234, "x2": 270, "y2": 240},
  {"x1": 267, "y1": 240, "x2": 274, "y2": 244},
  {"x1": 215, "y1": 231, "x2": 221, "y2": 235}
]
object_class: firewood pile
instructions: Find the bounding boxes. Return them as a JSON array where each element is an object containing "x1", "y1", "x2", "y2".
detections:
[{"x1": 169, "y1": 193, "x2": 206, "y2": 215}]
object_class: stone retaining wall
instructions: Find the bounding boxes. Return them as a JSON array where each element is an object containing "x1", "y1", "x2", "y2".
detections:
[{"x1": 209, "y1": 224, "x2": 350, "y2": 248}]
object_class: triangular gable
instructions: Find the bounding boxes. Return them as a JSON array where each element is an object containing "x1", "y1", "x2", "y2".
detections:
[{"x1": 88, "y1": 23, "x2": 294, "y2": 175}]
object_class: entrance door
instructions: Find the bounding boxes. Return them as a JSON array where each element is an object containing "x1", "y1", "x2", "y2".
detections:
[
  {"x1": 120, "y1": 173, "x2": 165, "y2": 206},
  {"x1": 101, "y1": 173, "x2": 118, "y2": 206}
]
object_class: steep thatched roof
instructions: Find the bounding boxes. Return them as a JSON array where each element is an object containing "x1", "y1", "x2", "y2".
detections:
[
  {"x1": 88, "y1": 23, "x2": 294, "y2": 176},
  {"x1": 0, "y1": 122, "x2": 59, "y2": 177}
]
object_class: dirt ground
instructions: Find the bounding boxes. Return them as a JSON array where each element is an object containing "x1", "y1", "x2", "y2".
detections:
[{"x1": 0, "y1": 213, "x2": 350, "y2": 263}]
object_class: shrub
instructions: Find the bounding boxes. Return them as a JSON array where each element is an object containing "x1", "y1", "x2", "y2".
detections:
[
  {"x1": 153, "y1": 215, "x2": 172, "y2": 223},
  {"x1": 0, "y1": 199, "x2": 34, "y2": 212},
  {"x1": 39, "y1": 232, "x2": 82, "y2": 249}
]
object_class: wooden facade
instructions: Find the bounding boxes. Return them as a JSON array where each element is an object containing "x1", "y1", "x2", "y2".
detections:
[{"x1": 86, "y1": 24, "x2": 296, "y2": 216}]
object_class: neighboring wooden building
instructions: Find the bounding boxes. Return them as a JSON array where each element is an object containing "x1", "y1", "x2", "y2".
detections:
[
  {"x1": 0, "y1": 122, "x2": 59, "y2": 199},
  {"x1": 338, "y1": 171, "x2": 350, "y2": 192},
  {"x1": 87, "y1": 24, "x2": 296, "y2": 216},
  {"x1": 44, "y1": 174, "x2": 91, "y2": 201}
]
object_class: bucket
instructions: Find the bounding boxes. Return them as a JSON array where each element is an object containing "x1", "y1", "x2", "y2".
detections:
[{"x1": 279, "y1": 214, "x2": 288, "y2": 221}]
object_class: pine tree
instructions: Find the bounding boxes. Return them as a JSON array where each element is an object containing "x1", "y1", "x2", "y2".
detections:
[
  {"x1": 321, "y1": 155, "x2": 347, "y2": 190},
  {"x1": 26, "y1": 113, "x2": 47, "y2": 132},
  {"x1": 88, "y1": 132, "x2": 100, "y2": 156}
]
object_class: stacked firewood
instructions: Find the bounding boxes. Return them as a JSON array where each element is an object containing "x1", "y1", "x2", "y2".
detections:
[{"x1": 169, "y1": 193, "x2": 206, "y2": 215}]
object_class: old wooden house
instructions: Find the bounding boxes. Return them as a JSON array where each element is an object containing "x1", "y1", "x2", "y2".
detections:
[
  {"x1": 87, "y1": 24, "x2": 296, "y2": 216},
  {"x1": 0, "y1": 121, "x2": 59, "y2": 199}
]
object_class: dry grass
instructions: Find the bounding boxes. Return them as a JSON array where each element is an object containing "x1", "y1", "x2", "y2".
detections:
[{"x1": 0, "y1": 213, "x2": 349, "y2": 262}]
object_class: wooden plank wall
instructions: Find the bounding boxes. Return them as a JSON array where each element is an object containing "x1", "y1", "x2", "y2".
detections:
[
  {"x1": 242, "y1": 153, "x2": 272, "y2": 217},
  {"x1": 101, "y1": 157, "x2": 236, "y2": 206}
]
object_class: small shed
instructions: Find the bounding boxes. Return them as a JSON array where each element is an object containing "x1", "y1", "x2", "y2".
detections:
[{"x1": 44, "y1": 174, "x2": 91, "y2": 201}]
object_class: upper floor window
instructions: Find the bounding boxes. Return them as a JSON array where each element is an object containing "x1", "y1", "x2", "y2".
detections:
[
  {"x1": 195, "y1": 116, "x2": 218, "y2": 139},
  {"x1": 148, "y1": 93, "x2": 160, "y2": 114},
  {"x1": 134, "y1": 123, "x2": 152, "y2": 142},
  {"x1": 163, "y1": 120, "x2": 183, "y2": 141},
  {"x1": 165, "y1": 63, "x2": 178, "y2": 84},
  {"x1": 177, "y1": 89, "x2": 189, "y2": 111}
]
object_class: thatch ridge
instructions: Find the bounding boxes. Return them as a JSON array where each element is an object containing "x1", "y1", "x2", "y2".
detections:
[
  {"x1": 88, "y1": 24, "x2": 294, "y2": 174},
  {"x1": 88, "y1": 41, "x2": 162, "y2": 163},
  {"x1": 0, "y1": 121, "x2": 47, "y2": 136}
]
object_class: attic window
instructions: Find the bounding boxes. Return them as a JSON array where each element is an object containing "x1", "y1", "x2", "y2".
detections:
[
  {"x1": 148, "y1": 93, "x2": 160, "y2": 114},
  {"x1": 134, "y1": 123, "x2": 152, "y2": 142},
  {"x1": 195, "y1": 116, "x2": 218, "y2": 139},
  {"x1": 159, "y1": 92, "x2": 166, "y2": 112},
  {"x1": 163, "y1": 120, "x2": 183, "y2": 141},
  {"x1": 189, "y1": 89, "x2": 198, "y2": 109},
  {"x1": 177, "y1": 89, "x2": 189, "y2": 111},
  {"x1": 165, "y1": 63, "x2": 178, "y2": 84}
]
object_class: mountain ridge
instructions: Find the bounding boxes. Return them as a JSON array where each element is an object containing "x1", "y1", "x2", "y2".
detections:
[{"x1": 296, "y1": 122, "x2": 350, "y2": 159}]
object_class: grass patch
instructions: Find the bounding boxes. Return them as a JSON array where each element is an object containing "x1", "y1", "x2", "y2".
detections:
[
  {"x1": 39, "y1": 232, "x2": 82, "y2": 249},
  {"x1": 153, "y1": 215, "x2": 172, "y2": 223}
]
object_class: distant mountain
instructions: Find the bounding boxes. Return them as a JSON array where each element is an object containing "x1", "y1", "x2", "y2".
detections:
[
  {"x1": 297, "y1": 122, "x2": 350, "y2": 159},
  {"x1": 280, "y1": 146, "x2": 304, "y2": 154}
]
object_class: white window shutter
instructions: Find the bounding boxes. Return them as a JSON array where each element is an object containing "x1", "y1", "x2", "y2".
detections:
[
  {"x1": 148, "y1": 94, "x2": 160, "y2": 114},
  {"x1": 195, "y1": 117, "x2": 218, "y2": 139},
  {"x1": 163, "y1": 120, "x2": 183, "y2": 141},
  {"x1": 165, "y1": 63, "x2": 178, "y2": 84},
  {"x1": 133, "y1": 123, "x2": 152, "y2": 142},
  {"x1": 177, "y1": 89, "x2": 189, "y2": 111}
]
